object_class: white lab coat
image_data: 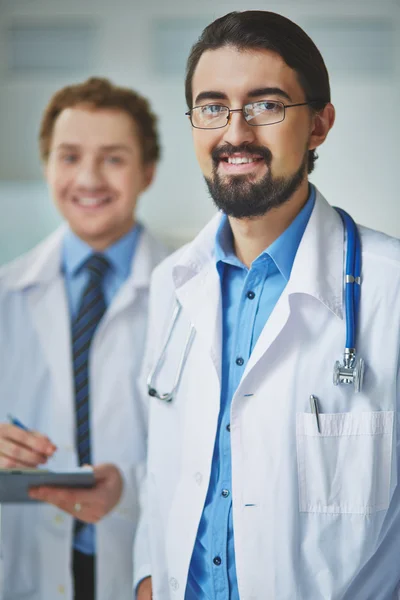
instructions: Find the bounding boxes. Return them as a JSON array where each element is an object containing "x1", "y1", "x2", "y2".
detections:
[
  {"x1": 0, "y1": 225, "x2": 168, "y2": 600},
  {"x1": 135, "y1": 190, "x2": 400, "y2": 600}
]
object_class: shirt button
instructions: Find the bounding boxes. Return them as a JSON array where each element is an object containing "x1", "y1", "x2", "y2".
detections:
[
  {"x1": 226, "y1": 424, "x2": 231, "y2": 432},
  {"x1": 247, "y1": 291, "x2": 255, "y2": 299},
  {"x1": 221, "y1": 489, "x2": 230, "y2": 498},
  {"x1": 58, "y1": 585, "x2": 65, "y2": 594},
  {"x1": 213, "y1": 556, "x2": 222, "y2": 566},
  {"x1": 236, "y1": 357, "x2": 244, "y2": 366}
]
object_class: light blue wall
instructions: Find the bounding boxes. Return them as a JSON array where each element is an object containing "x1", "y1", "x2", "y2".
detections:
[
  {"x1": 0, "y1": 182, "x2": 61, "y2": 265},
  {"x1": 0, "y1": 0, "x2": 399, "y2": 265}
]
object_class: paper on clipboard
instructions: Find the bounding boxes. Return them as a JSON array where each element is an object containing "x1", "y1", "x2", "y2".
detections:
[{"x1": 0, "y1": 466, "x2": 95, "y2": 503}]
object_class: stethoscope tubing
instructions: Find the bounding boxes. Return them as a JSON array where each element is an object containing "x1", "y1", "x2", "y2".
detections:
[{"x1": 334, "y1": 207, "x2": 361, "y2": 351}]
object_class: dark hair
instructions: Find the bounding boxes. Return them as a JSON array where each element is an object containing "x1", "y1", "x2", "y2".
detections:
[
  {"x1": 185, "y1": 11, "x2": 331, "y2": 173},
  {"x1": 39, "y1": 77, "x2": 160, "y2": 164}
]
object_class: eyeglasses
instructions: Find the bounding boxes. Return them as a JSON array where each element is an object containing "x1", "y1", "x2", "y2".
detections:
[{"x1": 185, "y1": 100, "x2": 320, "y2": 130}]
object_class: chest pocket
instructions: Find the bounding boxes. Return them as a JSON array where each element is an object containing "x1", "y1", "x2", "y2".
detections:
[{"x1": 296, "y1": 411, "x2": 394, "y2": 515}]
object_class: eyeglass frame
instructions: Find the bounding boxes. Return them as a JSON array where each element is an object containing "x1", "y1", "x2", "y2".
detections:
[{"x1": 185, "y1": 99, "x2": 325, "y2": 130}]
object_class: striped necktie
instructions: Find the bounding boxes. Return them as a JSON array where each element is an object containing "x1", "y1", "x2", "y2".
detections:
[{"x1": 72, "y1": 254, "x2": 110, "y2": 468}]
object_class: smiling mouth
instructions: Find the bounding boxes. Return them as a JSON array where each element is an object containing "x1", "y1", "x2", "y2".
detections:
[
  {"x1": 215, "y1": 153, "x2": 266, "y2": 176},
  {"x1": 220, "y1": 155, "x2": 264, "y2": 165},
  {"x1": 73, "y1": 196, "x2": 112, "y2": 208}
]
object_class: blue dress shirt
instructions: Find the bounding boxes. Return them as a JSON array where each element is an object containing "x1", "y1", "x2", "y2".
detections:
[
  {"x1": 185, "y1": 187, "x2": 316, "y2": 599},
  {"x1": 62, "y1": 224, "x2": 142, "y2": 556}
]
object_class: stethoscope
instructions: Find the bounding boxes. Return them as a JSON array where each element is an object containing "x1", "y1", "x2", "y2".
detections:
[{"x1": 147, "y1": 207, "x2": 365, "y2": 403}]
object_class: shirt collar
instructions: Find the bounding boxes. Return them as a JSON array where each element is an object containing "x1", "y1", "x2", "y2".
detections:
[
  {"x1": 214, "y1": 184, "x2": 316, "y2": 281},
  {"x1": 62, "y1": 223, "x2": 142, "y2": 279}
]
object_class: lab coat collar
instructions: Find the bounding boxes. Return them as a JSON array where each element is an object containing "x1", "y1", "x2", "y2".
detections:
[
  {"x1": 2, "y1": 225, "x2": 158, "y2": 294},
  {"x1": 172, "y1": 188, "x2": 344, "y2": 320},
  {"x1": 126, "y1": 226, "x2": 165, "y2": 290},
  {"x1": 101, "y1": 227, "x2": 164, "y2": 326},
  {"x1": 287, "y1": 189, "x2": 344, "y2": 319},
  {"x1": 2, "y1": 225, "x2": 67, "y2": 291},
  {"x1": 172, "y1": 213, "x2": 221, "y2": 289}
]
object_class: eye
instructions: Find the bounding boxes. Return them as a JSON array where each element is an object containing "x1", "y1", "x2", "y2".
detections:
[
  {"x1": 200, "y1": 104, "x2": 226, "y2": 116},
  {"x1": 61, "y1": 153, "x2": 78, "y2": 164},
  {"x1": 105, "y1": 155, "x2": 123, "y2": 165},
  {"x1": 254, "y1": 101, "x2": 281, "y2": 113}
]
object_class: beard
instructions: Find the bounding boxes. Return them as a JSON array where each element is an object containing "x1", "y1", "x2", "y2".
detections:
[{"x1": 205, "y1": 144, "x2": 309, "y2": 219}]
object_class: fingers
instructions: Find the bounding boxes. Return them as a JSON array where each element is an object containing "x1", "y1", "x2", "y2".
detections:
[
  {"x1": 92, "y1": 463, "x2": 118, "y2": 482},
  {"x1": 28, "y1": 486, "x2": 108, "y2": 523},
  {"x1": 0, "y1": 439, "x2": 47, "y2": 468},
  {"x1": 4, "y1": 425, "x2": 56, "y2": 455},
  {"x1": 0, "y1": 424, "x2": 56, "y2": 468},
  {"x1": 29, "y1": 486, "x2": 91, "y2": 505}
]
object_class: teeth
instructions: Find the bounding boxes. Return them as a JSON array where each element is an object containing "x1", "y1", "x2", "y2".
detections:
[
  {"x1": 227, "y1": 157, "x2": 257, "y2": 164},
  {"x1": 77, "y1": 197, "x2": 107, "y2": 207}
]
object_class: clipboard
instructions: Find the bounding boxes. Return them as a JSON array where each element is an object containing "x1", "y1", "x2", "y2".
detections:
[{"x1": 0, "y1": 467, "x2": 95, "y2": 503}]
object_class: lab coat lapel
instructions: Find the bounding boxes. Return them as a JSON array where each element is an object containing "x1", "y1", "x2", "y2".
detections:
[
  {"x1": 240, "y1": 192, "x2": 344, "y2": 382},
  {"x1": 23, "y1": 229, "x2": 76, "y2": 436},
  {"x1": 173, "y1": 215, "x2": 223, "y2": 381}
]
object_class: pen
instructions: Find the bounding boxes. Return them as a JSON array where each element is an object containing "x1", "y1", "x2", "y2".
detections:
[
  {"x1": 7, "y1": 414, "x2": 30, "y2": 431},
  {"x1": 309, "y1": 395, "x2": 321, "y2": 434}
]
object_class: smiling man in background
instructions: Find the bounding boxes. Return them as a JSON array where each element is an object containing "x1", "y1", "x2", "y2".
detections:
[{"x1": 0, "y1": 77, "x2": 168, "y2": 600}]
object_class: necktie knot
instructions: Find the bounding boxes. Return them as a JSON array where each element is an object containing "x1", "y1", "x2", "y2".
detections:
[{"x1": 84, "y1": 253, "x2": 110, "y2": 281}]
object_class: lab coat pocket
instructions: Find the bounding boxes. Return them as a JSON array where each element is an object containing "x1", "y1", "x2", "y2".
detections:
[{"x1": 296, "y1": 411, "x2": 394, "y2": 514}]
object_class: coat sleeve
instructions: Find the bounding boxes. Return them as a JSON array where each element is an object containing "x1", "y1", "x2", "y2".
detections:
[
  {"x1": 132, "y1": 472, "x2": 151, "y2": 594},
  {"x1": 130, "y1": 266, "x2": 165, "y2": 594}
]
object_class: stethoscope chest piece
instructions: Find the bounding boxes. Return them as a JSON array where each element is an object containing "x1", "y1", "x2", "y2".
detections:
[{"x1": 333, "y1": 349, "x2": 365, "y2": 393}]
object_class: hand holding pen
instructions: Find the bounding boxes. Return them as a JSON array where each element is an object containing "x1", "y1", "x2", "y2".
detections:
[{"x1": 0, "y1": 414, "x2": 57, "y2": 469}]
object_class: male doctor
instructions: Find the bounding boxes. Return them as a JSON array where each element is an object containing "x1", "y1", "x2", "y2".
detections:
[
  {"x1": 135, "y1": 11, "x2": 400, "y2": 600},
  {"x1": 0, "y1": 77, "x2": 167, "y2": 600}
]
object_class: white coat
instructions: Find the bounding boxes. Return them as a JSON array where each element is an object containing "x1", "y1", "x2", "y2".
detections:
[
  {"x1": 136, "y1": 190, "x2": 400, "y2": 600},
  {"x1": 0, "y1": 225, "x2": 168, "y2": 600}
]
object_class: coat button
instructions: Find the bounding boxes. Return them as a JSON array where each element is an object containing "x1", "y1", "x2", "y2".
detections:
[
  {"x1": 247, "y1": 291, "x2": 255, "y2": 299},
  {"x1": 221, "y1": 489, "x2": 230, "y2": 498},
  {"x1": 54, "y1": 514, "x2": 64, "y2": 525},
  {"x1": 169, "y1": 577, "x2": 179, "y2": 590},
  {"x1": 236, "y1": 357, "x2": 244, "y2": 366},
  {"x1": 226, "y1": 424, "x2": 231, "y2": 432},
  {"x1": 213, "y1": 556, "x2": 222, "y2": 566}
]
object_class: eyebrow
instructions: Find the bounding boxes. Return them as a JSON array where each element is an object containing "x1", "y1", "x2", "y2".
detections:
[
  {"x1": 56, "y1": 143, "x2": 133, "y2": 153},
  {"x1": 194, "y1": 87, "x2": 292, "y2": 105}
]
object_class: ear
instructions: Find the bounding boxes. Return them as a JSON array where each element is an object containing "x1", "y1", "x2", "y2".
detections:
[
  {"x1": 308, "y1": 102, "x2": 335, "y2": 151},
  {"x1": 141, "y1": 162, "x2": 156, "y2": 193}
]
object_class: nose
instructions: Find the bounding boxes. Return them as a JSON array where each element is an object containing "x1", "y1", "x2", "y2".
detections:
[
  {"x1": 222, "y1": 110, "x2": 256, "y2": 147},
  {"x1": 75, "y1": 158, "x2": 103, "y2": 189}
]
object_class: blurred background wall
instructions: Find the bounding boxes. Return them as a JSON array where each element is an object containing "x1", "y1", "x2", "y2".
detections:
[{"x1": 0, "y1": 0, "x2": 399, "y2": 264}]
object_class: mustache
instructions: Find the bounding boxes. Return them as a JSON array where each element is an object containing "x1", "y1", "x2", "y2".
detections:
[{"x1": 211, "y1": 143, "x2": 272, "y2": 165}]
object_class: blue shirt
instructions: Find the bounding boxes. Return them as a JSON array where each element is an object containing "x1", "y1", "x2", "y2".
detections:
[
  {"x1": 185, "y1": 187, "x2": 315, "y2": 599},
  {"x1": 62, "y1": 224, "x2": 142, "y2": 556}
]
